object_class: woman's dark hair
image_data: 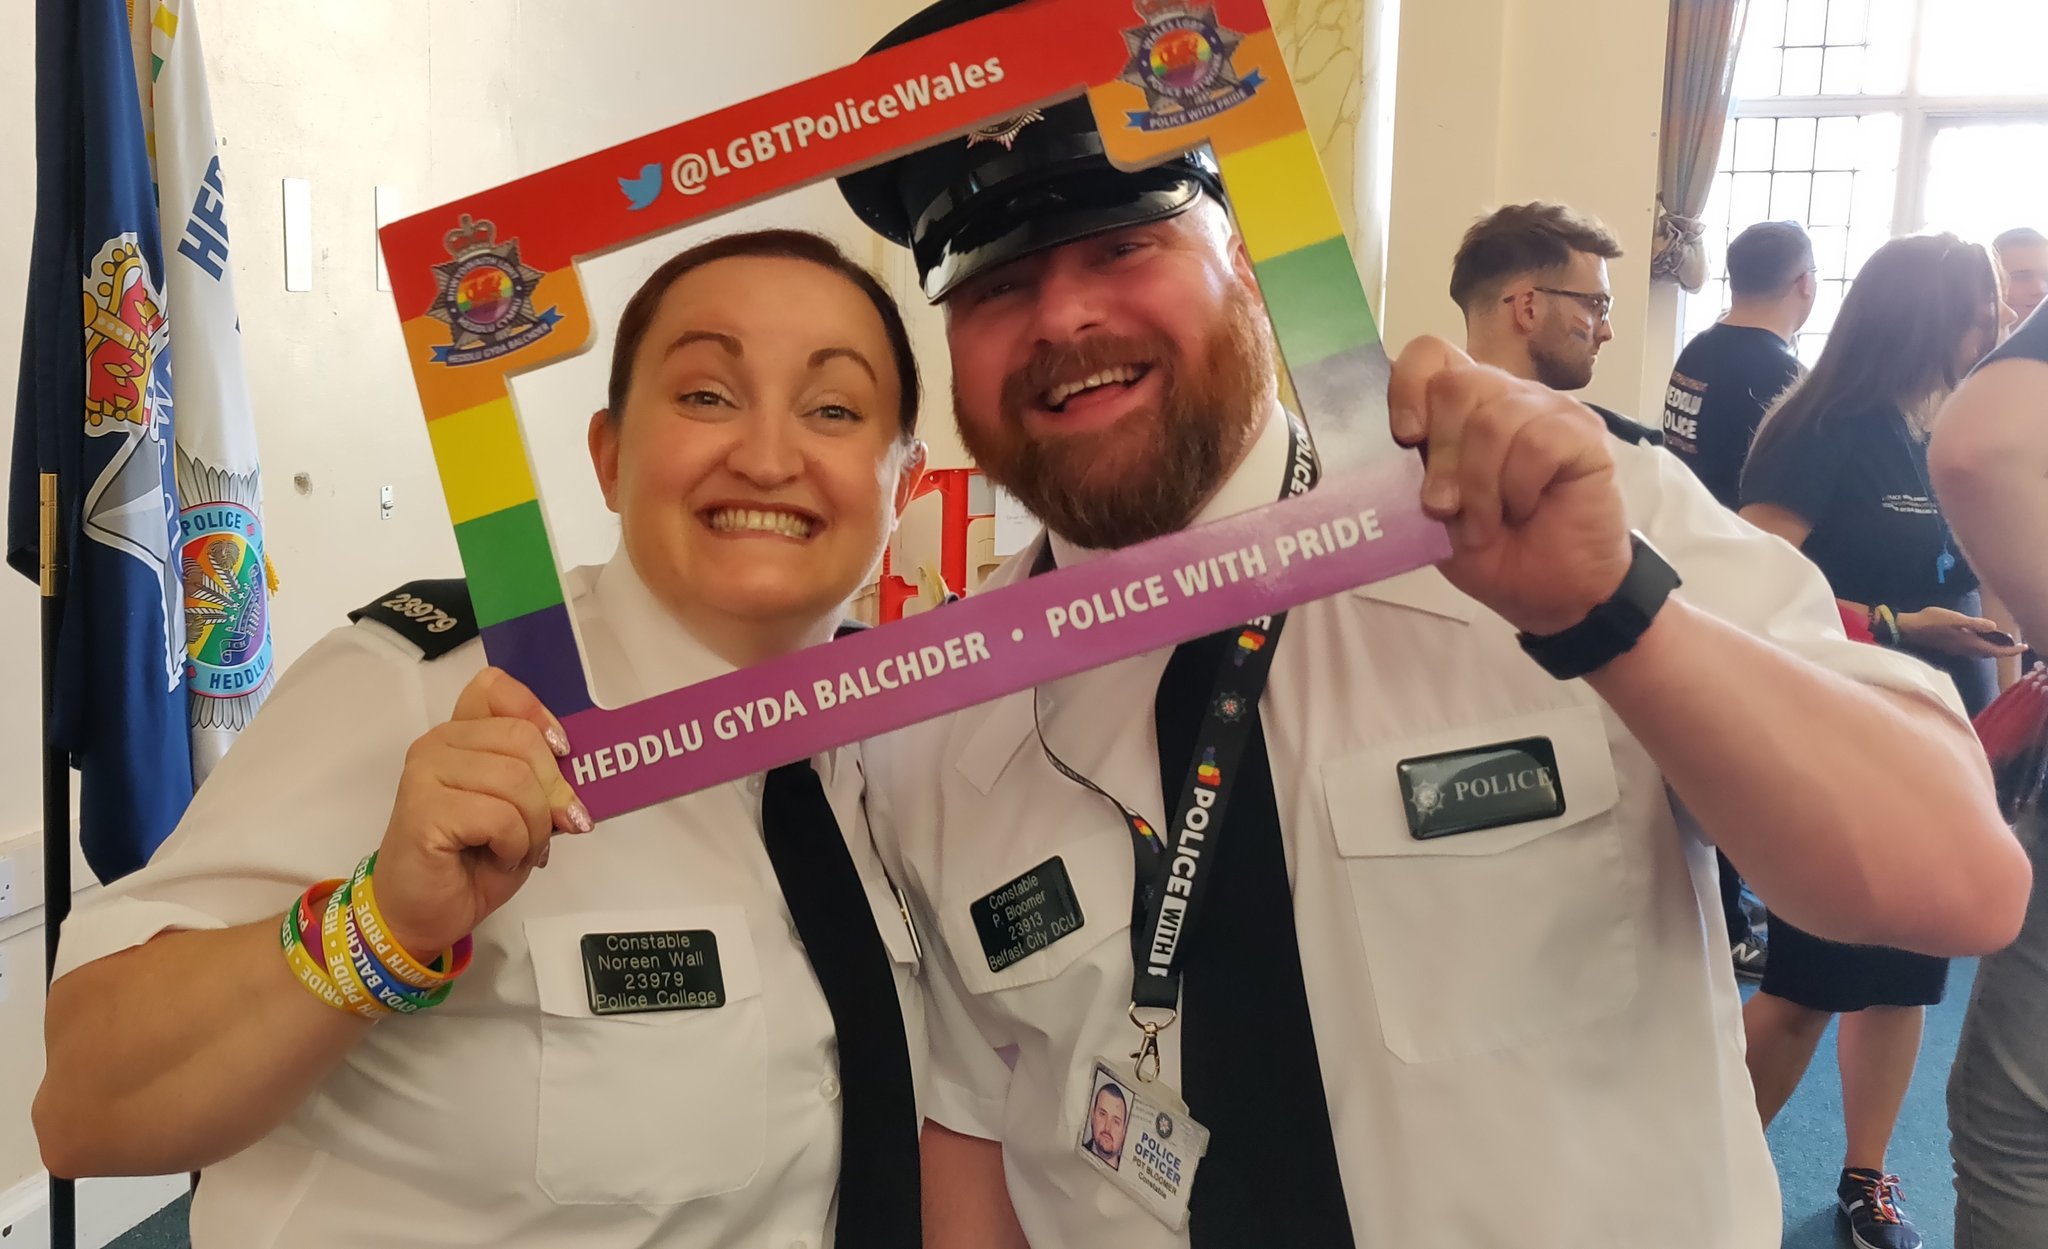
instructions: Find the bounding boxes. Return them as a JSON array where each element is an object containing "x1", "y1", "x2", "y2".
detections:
[
  {"x1": 605, "y1": 229, "x2": 921, "y2": 439},
  {"x1": 1747, "y1": 233, "x2": 2001, "y2": 473}
]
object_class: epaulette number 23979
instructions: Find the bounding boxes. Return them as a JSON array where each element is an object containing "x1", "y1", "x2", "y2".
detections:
[{"x1": 380, "y1": 591, "x2": 461, "y2": 634}]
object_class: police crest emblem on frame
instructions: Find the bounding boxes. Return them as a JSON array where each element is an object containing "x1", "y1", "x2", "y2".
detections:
[{"x1": 1117, "y1": 0, "x2": 1264, "y2": 131}]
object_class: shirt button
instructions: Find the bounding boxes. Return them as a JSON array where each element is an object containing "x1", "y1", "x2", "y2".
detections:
[
  {"x1": 745, "y1": 774, "x2": 764, "y2": 796},
  {"x1": 788, "y1": 1241, "x2": 808, "y2": 1249},
  {"x1": 819, "y1": 1075, "x2": 841, "y2": 1101}
]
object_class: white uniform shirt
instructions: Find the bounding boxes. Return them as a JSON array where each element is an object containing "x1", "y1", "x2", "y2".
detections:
[
  {"x1": 54, "y1": 550, "x2": 926, "y2": 1249},
  {"x1": 865, "y1": 408, "x2": 1965, "y2": 1249}
]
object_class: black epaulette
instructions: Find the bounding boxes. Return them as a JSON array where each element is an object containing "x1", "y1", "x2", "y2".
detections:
[
  {"x1": 1586, "y1": 402, "x2": 1664, "y2": 448},
  {"x1": 348, "y1": 578, "x2": 478, "y2": 660}
]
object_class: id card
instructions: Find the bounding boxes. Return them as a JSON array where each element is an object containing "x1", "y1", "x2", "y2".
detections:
[{"x1": 1076, "y1": 1057, "x2": 1210, "y2": 1230}]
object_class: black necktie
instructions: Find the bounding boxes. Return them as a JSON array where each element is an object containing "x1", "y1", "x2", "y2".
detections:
[
  {"x1": 762, "y1": 760, "x2": 921, "y2": 1248},
  {"x1": 1157, "y1": 630, "x2": 1357, "y2": 1247}
]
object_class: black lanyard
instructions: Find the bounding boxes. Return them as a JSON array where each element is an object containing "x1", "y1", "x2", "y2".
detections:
[{"x1": 1030, "y1": 415, "x2": 1320, "y2": 1073}]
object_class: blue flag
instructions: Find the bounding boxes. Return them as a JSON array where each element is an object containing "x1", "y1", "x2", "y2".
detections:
[{"x1": 6, "y1": 0, "x2": 194, "y2": 882}]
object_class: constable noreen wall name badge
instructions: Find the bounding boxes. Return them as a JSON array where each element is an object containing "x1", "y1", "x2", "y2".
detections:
[
  {"x1": 1397, "y1": 737, "x2": 1566, "y2": 840},
  {"x1": 974, "y1": 857, "x2": 1085, "y2": 973},
  {"x1": 580, "y1": 930, "x2": 724, "y2": 1015}
]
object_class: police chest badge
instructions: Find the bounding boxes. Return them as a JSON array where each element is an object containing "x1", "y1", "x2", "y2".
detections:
[
  {"x1": 1397, "y1": 737, "x2": 1566, "y2": 840},
  {"x1": 1117, "y1": 0, "x2": 1265, "y2": 132}
]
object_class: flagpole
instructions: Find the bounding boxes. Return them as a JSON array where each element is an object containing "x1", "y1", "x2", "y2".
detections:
[{"x1": 39, "y1": 473, "x2": 76, "y2": 1249}]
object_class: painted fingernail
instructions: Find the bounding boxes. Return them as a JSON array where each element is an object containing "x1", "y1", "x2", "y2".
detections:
[
  {"x1": 544, "y1": 725, "x2": 571, "y2": 758},
  {"x1": 567, "y1": 801, "x2": 594, "y2": 834}
]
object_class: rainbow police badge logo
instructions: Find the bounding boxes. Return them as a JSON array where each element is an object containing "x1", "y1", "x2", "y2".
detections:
[
  {"x1": 426, "y1": 215, "x2": 561, "y2": 366},
  {"x1": 179, "y1": 454, "x2": 275, "y2": 717},
  {"x1": 1117, "y1": 0, "x2": 1264, "y2": 132}
]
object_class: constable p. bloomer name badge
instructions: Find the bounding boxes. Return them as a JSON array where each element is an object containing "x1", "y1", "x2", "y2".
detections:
[
  {"x1": 1397, "y1": 736, "x2": 1566, "y2": 840},
  {"x1": 973, "y1": 856, "x2": 1086, "y2": 973},
  {"x1": 580, "y1": 930, "x2": 725, "y2": 1015},
  {"x1": 1077, "y1": 1057, "x2": 1211, "y2": 1230}
]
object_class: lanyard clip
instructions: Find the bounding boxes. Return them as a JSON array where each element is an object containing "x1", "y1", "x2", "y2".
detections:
[{"x1": 1127, "y1": 1004, "x2": 1177, "y2": 1083}]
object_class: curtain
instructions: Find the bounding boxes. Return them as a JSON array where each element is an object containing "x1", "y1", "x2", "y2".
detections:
[{"x1": 1652, "y1": 0, "x2": 1751, "y2": 291}]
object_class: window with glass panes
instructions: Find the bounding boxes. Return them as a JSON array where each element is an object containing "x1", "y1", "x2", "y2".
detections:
[{"x1": 1682, "y1": 0, "x2": 2048, "y2": 364}]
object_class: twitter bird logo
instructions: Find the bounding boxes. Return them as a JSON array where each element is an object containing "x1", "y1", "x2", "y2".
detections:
[{"x1": 619, "y1": 162, "x2": 662, "y2": 211}]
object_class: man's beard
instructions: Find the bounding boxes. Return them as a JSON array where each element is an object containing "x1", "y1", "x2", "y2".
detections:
[
  {"x1": 1530, "y1": 337, "x2": 1595, "y2": 392},
  {"x1": 955, "y1": 285, "x2": 1274, "y2": 551}
]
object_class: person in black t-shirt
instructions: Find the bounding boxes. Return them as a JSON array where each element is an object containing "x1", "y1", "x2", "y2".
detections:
[
  {"x1": 1740, "y1": 232, "x2": 2017, "y2": 1249},
  {"x1": 1931, "y1": 282, "x2": 2048, "y2": 1249},
  {"x1": 1665, "y1": 221, "x2": 1815, "y2": 509},
  {"x1": 1666, "y1": 222, "x2": 1817, "y2": 975}
]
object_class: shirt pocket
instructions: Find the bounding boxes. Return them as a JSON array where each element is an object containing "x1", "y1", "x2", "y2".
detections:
[
  {"x1": 1321, "y1": 703, "x2": 1638, "y2": 1065},
  {"x1": 938, "y1": 831, "x2": 1133, "y2": 999},
  {"x1": 525, "y1": 906, "x2": 766, "y2": 1206}
]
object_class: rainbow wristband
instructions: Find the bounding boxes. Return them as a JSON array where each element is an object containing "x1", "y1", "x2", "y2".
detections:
[
  {"x1": 319, "y1": 877, "x2": 394, "y2": 1021},
  {"x1": 281, "y1": 880, "x2": 356, "y2": 1017},
  {"x1": 343, "y1": 910, "x2": 449, "y2": 1015},
  {"x1": 349, "y1": 852, "x2": 466, "y2": 989}
]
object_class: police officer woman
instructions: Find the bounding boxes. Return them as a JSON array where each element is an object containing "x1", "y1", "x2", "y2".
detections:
[{"x1": 34, "y1": 229, "x2": 930, "y2": 1249}]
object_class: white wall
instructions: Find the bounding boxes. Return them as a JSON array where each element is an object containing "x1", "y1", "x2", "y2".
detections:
[{"x1": 1384, "y1": 0, "x2": 1679, "y2": 419}]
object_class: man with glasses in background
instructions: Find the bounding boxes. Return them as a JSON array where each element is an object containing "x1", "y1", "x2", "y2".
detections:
[{"x1": 1449, "y1": 202, "x2": 1661, "y2": 445}]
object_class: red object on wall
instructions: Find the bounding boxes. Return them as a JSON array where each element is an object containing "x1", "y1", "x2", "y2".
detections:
[{"x1": 877, "y1": 468, "x2": 992, "y2": 622}]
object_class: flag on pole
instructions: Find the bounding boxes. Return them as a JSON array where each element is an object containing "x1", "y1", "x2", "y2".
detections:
[
  {"x1": 6, "y1": 0, "x2": 194, "y2": 882},
  {"x1": 137, "y1": 0, "x2": 277, "y2": 780}
]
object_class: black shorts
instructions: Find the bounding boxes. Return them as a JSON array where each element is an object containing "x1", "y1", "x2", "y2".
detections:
[{"x1": 1759, "y1": 910, "x2": 1949, "y2": 1012}]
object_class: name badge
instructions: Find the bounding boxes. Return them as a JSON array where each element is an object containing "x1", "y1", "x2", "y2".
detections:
[
  {"x1": 973, "y1": 856, "x2": 1086, "y2": 974},
  {"x1": 1397, "y1": 736, "x2": 1566, "y2": 840},
  {"x1": 579, "y1": 929, "x2": 725, "y2": 1015},
  {"x1": 1077, "y1": 1057, "x2": 1210, "y2": 1230}
]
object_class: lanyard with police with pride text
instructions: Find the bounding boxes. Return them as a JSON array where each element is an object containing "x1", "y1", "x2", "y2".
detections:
[{"x1": 1031, "y1": 415, "x2": 1320, "y2": 1081}]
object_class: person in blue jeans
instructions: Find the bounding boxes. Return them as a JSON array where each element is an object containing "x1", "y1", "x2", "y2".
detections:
[{"x1": 1931, "y1": 296, "x2": 2048, "y2": 1249}]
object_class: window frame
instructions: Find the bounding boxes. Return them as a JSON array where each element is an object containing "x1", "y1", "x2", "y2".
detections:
[{"x1": 1686, "y1": 0, "x2": 2048, "y2": 353}]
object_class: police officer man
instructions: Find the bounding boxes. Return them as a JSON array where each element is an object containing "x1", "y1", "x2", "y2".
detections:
[{"x1": 840, "y1": 3, "x2": 2027, "y2": 1245}]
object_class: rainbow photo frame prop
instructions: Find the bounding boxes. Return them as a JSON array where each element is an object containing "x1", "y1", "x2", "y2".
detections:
[{"x1": 379, "y1": 0, "x2": 1447, "y2": 820}]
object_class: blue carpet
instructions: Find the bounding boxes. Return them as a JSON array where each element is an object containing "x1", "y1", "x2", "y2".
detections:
[
  {"x1": 107, "y1": 1191, "x2": 190, "y2": 1249},
  {"x1": 108, "y1": 969, "x2": 1980, "y2": 1249},
  {"x1": 1764, "y1": 959, "x2": 1973, "y2": 1249}
]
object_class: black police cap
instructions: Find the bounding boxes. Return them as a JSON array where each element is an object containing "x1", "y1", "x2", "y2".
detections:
[{"x1": 837, "y1": 0, "x2": 1227, "y2": 301}]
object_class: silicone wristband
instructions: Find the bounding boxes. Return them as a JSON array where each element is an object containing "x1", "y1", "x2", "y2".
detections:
[
  {"x1": 281, "y1": 881, "x2": 355, "y2": 1016},
  {"x1": 319, "y1": 878, "x2": 392, "y2": 1020},
  {"x1": 349, "y1": 854, "x2": 450, "y2": 989},
  {"x1": 344, "y1": 912, "x2": 449, "y2": 1015}
]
